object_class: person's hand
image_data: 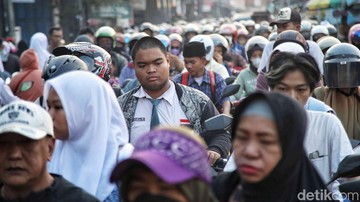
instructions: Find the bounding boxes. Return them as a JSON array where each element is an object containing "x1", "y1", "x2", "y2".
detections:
[{"x1": 207, "y1": 150, "x2": 221, "y2": 166}]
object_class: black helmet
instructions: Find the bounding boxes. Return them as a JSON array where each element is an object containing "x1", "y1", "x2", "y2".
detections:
[
  {"x1": 53, "y1": 42, "x2": 112, "y2": 81},
  {"x1": 316, "y1": 36, "x2": 341, "y2": 55},
  {"x1": 74, "y1": 34, "x2": 94, "y2": 43},
  {"x1": 42, "y1": 55, "x2": 88, "y2": 81},
  {"x1": 324, "y1": 43, "x2": 360, "y2": 88},
  {"x1": 274, "y1": 30, "x2": 308, "y2": 52}
]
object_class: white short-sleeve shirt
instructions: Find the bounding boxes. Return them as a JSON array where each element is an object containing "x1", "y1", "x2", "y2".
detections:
[{"x1": 131, "y1": 82, "x2": 188, "y2": 144}]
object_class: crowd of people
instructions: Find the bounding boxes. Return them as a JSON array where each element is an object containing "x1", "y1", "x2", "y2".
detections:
[{"x1": 0, "y1": 6, "x2": 359, "y2": 202}]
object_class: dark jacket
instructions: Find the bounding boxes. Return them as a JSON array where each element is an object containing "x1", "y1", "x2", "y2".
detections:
[
  {"x1": 212, "y1": 171, "x2": 240, "y2": 202},
  {"x1": 0, "y1": 174, "x2": 99, "y2": 202},
  {"x1": 3, "y1": 54, "x2": 20, "y2": 74}
]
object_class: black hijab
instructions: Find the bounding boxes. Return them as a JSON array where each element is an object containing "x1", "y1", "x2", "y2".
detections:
[{"x1": 230, "y1": 92, "x2": 334, "y2": 202}]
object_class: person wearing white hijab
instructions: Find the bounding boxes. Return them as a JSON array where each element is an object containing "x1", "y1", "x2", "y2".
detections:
[
  {"x1": 44, "y1": 71, "x2": 129, "y2": 201},
  {"x1": 29, "y1": 32, "x2": 51, "y2": 70},
  {"x1": 1, "y1": 40, "x2": 20, "y2": 74},
  {"x1": 0, "y1": 77, "x2": 19, "y2": 107},
  {"x1": 0, "y1": 59, "x2": 4, "y2": 72}
]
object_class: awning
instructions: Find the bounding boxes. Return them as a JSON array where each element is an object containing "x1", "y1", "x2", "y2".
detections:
[
  {"x1": 306, "y1": 0, "x2": 344, "y2": 11},
  {"x1": 347, "y1": 0, "x2": 360, "y2": 6}
]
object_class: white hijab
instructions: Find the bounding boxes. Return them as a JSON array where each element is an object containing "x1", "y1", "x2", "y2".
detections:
[
  {"x1": 1, "y1": 41, "x2": 11, "y2": 62},
  {"x1": 29, "y1": 32, "x2": 50, "y2": 70},
  {"x1": 0, "y1": 60, "x2": 4, "y2": 72},
  {"x1": 44, "y1": 71, "x2": 129, "y2": 200}
]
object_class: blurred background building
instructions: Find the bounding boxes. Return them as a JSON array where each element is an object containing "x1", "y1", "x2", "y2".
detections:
[{"x1": 1, "y1": 0, "x2": 360, "y2": 43}]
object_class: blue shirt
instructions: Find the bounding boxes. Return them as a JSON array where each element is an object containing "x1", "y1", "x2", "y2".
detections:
[
  {"x1": 173, "y1": 70, "x2": 229, "y2": 109},
  {"x1": 118, "y1": 63, "x2": 135, "y2": 85}
]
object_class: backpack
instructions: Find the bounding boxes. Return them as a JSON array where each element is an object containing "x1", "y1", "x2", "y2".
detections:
[{"x1": 181, "y1": 71, "x2": 216, "y2": 102}]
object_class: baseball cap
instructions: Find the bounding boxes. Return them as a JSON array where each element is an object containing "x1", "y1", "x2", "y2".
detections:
[
  {"x1": 110, "y1": 127, "x2": 211, "y2": 184},
  {"x1": 0, "y1": 100, "x2": 54, "y2": 139},
  {"x1": 270, "y1": 7, "x2": 301, "y2": 26}
]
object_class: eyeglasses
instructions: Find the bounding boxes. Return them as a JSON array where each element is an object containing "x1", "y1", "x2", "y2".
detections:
[{"x1": 171, "y1": 46, "x2": 180, "y2": 49}]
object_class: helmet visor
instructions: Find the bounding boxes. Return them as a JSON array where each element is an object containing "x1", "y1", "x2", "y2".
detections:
[
  {"x1": 77, "y1": 54, "x2": 95, "y2": 72},
  {"x1": 248, "y1": 42, "x2": 266, "y2": 51},
  {"x1": 324, "y1": 61, "x2": 360, "y2": 88},
  {"x1": 352, "y1": 30, "x2": 360, "y2": 45}
]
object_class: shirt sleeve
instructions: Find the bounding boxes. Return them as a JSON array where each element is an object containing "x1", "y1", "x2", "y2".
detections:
[
  {"x1": 258, "y1": 42, "x2": 273, "y2": 73},
  {"x1": 215, "y1": 74, "x2": 228, "y2": 107},
  {"x1": 231, "y1": 72, "x2": 245, "y2": 101},
  {"x1": 172, "y1": 73, "x2": 182, "y2": 84},
  {"x1": 255, "y1": 72, "x2": 269, "y2": 92},
  {"x1": 328, "y1": 115, "x2": 353, "y2": 201},
  {"x1": 200, "y1": 100, "x2": 232, "y2": 158}
]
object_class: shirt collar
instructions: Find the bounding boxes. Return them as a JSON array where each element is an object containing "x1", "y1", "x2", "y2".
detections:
[
  {"x1": 187, "y1": 69, "x2": 210, "y2": 85},
  {"x1": 133, "y1": 81, "x2": 175, "y2": 106}
]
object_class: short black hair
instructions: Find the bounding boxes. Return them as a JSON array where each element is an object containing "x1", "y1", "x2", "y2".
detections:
[
  {"x1": 266, "y1": 52, "x2": 320, "y2": 92},
  {"x1": 79, "y1": 27, "x2": 94, "y2": 36},
  {"x1": 131, "y1": 36, "x2": 167, "y2": 61},
  {"x1": 48, "y1": 26, "x2": 62, "y2": 36}
]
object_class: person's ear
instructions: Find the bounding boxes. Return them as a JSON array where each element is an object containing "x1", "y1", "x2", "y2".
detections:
[
  {"x1": 46, "y1": 137, "x2": 56, "y2": 161},
  {"x1": 295, "y1": 23, "x2": 301, "y2": 32},
  {"x1": 165, "y1": 53, "x2": 171, "y2": 68},
  {"x1": 202, "y1": 56, "x2": 207, "y2": 65}
]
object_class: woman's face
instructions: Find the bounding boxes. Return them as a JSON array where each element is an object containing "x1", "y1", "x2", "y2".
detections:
[
  {"x1": 46, "y1": 88, "x2": 69, "y2": 140},
  {"x1": 233, "y1": 115, "x2": 281, "y2": 183}
]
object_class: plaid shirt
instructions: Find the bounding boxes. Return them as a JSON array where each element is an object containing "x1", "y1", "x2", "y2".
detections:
[{"x1": 173, "y1": 70, "x2": 229, "y2": 109}]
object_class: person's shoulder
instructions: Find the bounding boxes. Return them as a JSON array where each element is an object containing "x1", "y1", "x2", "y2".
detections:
[
  {"x1": 213, "y1": 170, "x2": 239, "y2": 184},
  {"x1": 172, "y1": 72, "x2": 183, "y2": 83},
  {"x1": 306, "y1": 110, "x2": 341, "y2": 126},
  {"x1": 179, "y1": 83, "x2": 210, "y2": 100},
  {"x1": 239, "y1": 68, "x2": 251, "y2": 76},
  {"x1": 51, "y1": 175, "x2": 100, "y2": 202},
  {"x1": 119, "y1": 85, "x2": 139, "y2": 98},
  {"x1": 212, "y1": 71, "x2": 224, "y2": 82},
  {"x1": 306, "y1": 40, "x2": 319, "y2": 46},
  {"x1": 212, "y1": 171, "x2": 240, "y2": 201},
  {"x1": 306, "y1": 40, "x2": 323, "y2": 53},
  {"x1": 9, "y1": 53, "x2": 20, "y2": 60}
]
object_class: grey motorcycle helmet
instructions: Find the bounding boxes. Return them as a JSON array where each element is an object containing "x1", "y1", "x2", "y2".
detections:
[{"x1": 324, "y1": 43, "x2": 360, "y2": 88}]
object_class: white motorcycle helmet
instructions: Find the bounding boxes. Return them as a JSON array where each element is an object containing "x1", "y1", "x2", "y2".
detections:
[
  {"x1": 189, "y1": 34, "x2": 214, "y2": 61},
  {"x1": 311, "y1": 25, "x2": 329, "y2": 42}
]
